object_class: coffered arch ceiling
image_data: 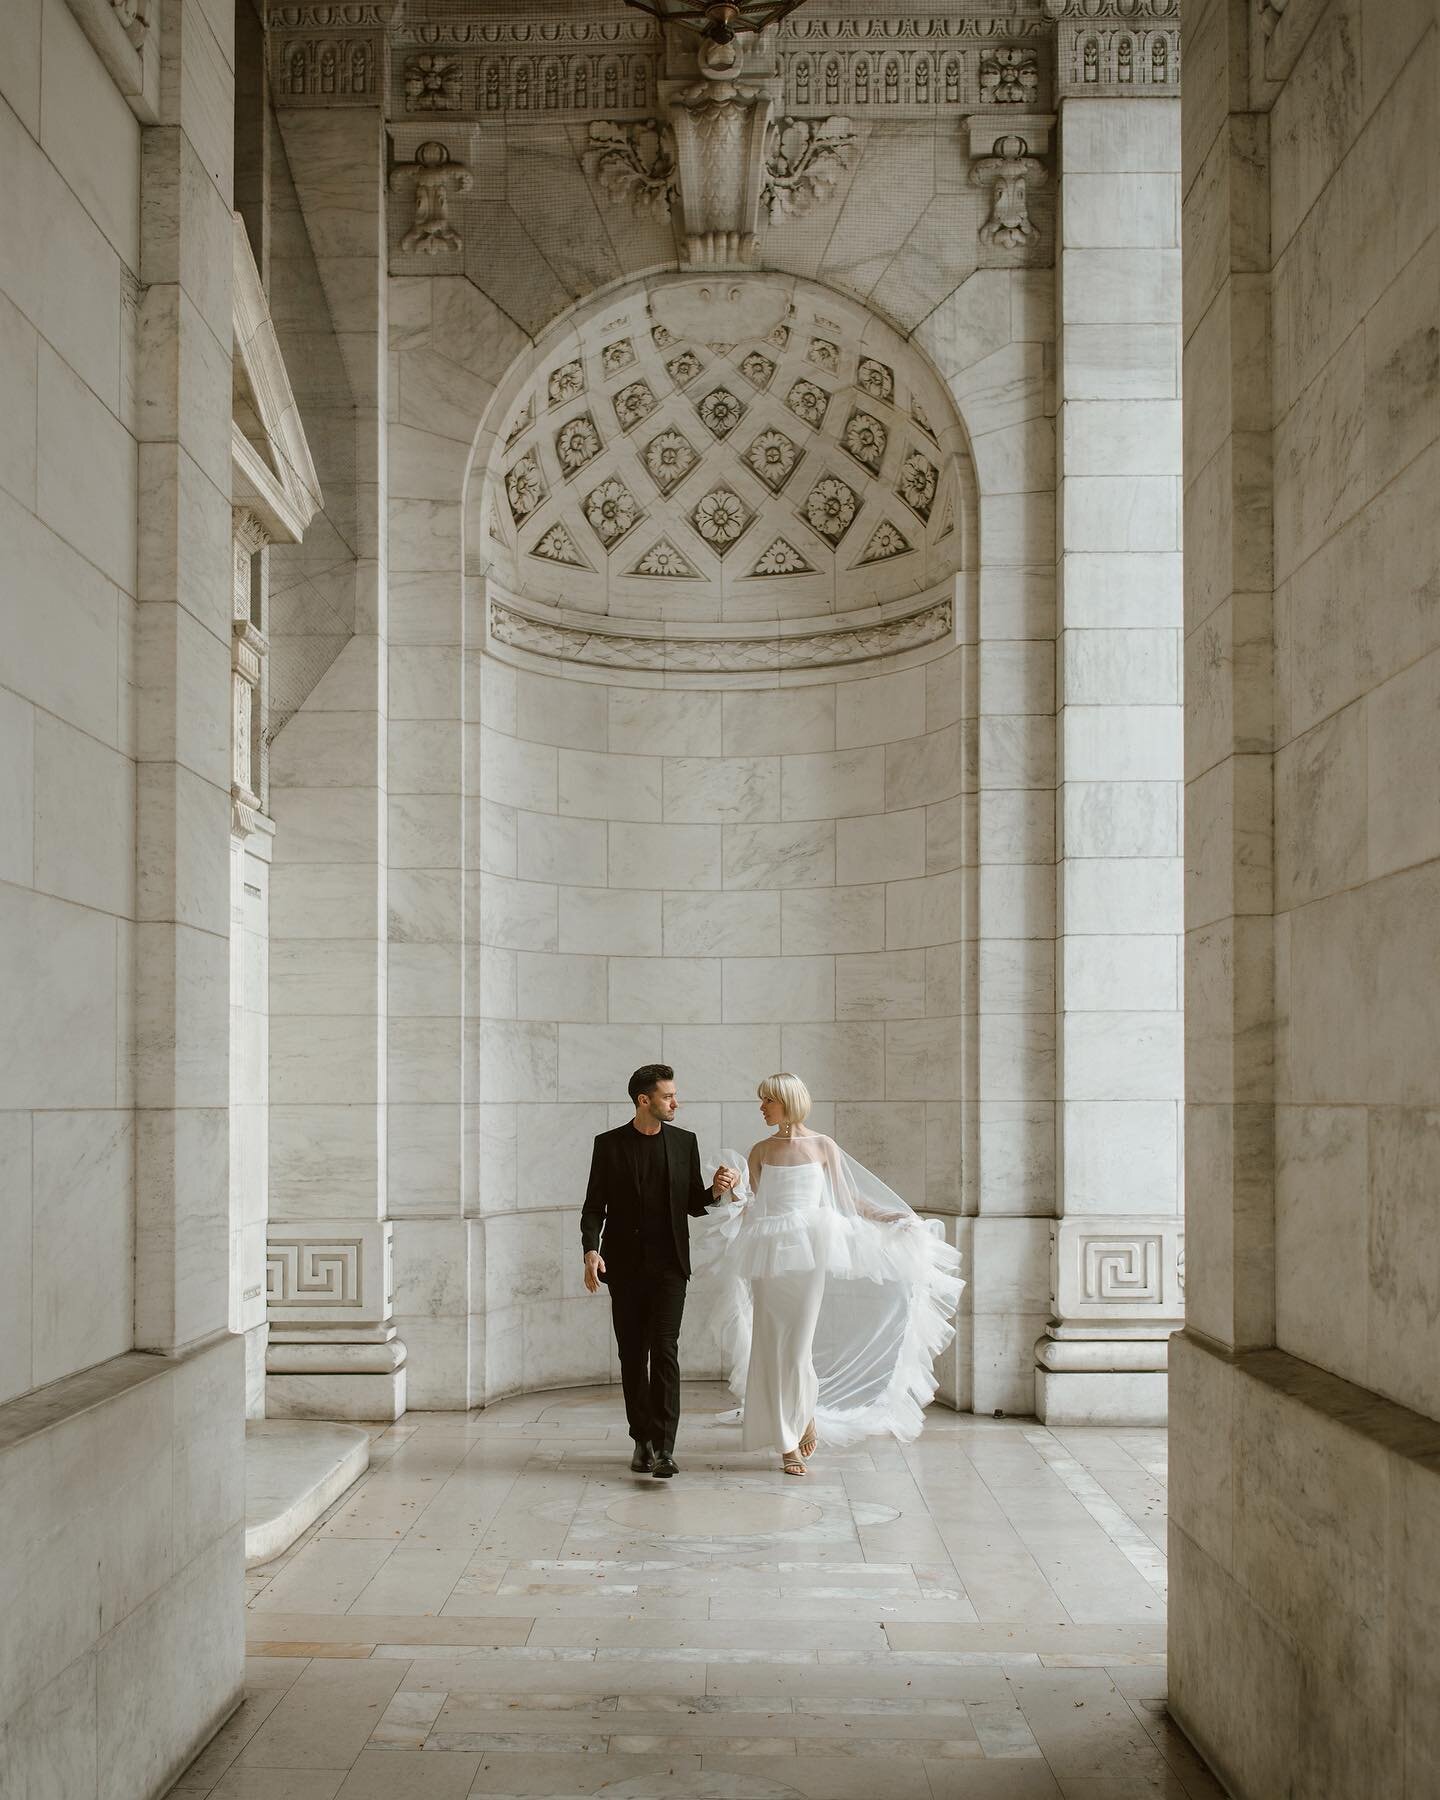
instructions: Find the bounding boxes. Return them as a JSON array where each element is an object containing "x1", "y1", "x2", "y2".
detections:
[{"x1": 476, "y1": 276, "x2": 971, "y2": 624}]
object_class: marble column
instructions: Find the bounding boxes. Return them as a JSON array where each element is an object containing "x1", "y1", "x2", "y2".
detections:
[
  {"x1": 1039, "y1": 58, "x2": 1186, "y2": 1422},
  {"x1": 265, "y1": 26, "x2": 405, "y2": 1419},
  {"x1": 132, "y1": 0, "x2": 241, "y2": 1360}
]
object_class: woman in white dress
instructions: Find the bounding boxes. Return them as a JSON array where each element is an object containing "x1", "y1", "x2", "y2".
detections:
[{"x1": 708, "y1": 1073, "x2": 964, "y2": 1477}]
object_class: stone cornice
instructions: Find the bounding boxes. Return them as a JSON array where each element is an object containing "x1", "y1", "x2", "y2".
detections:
[{"x1": 487, "y1": 589, "x2": 955, "y2": 678}]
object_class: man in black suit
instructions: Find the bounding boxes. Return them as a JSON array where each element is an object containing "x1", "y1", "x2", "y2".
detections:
[{"x1": 582, "y1": 1064, "x2": 737, "y2": 1479}]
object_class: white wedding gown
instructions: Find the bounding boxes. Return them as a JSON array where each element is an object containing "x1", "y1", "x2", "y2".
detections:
[{"x1": 697, "y1": 1130, "x2": 964, "y2": 1456}]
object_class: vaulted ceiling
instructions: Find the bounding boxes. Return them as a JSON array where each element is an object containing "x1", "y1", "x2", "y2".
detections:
[{"x1": 480, "y1": 279, "x2": 967, "y2": 623}]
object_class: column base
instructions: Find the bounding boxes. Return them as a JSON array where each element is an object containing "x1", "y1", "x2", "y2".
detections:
[
  {"x1": 1034, "y1": 1366, "x2": 1168, "y2": 1425},
  {"x1": 1034, "y1": 1324, "x2": 1177, "y2": 1424},
  {"x1": 266, "y1": 1326, "x2": 407, "y2": 1420}
]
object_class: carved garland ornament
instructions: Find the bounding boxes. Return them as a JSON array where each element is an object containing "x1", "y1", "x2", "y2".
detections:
[{"x1": 488, "y1": 595, "x2": 953, "y2": 675}]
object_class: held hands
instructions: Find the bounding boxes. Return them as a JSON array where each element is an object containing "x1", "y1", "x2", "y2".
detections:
[
  {"x1": 583, "y1": 1250, "x2": 605, "y2": 1293},
  {"x1": 713, "y1": 1165, "x2": 741, "y2": 1201}
]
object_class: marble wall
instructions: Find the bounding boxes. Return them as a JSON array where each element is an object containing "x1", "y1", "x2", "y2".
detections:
[
  {"x1": 374, "y1": 252, "x2": 1079, "y2": 1419},
  {"x1": 0, "y1": 0, "x2": 143, "y2": 1411},
  {"x1": 473, "y1": 640, "x2": 969, "y2": 1401},
  {"x1": 0, "y1": 0, "x2": 247, "y2": 1790},
  {"x1": 1171, "y1": 1, "x2": 1440, "y2": 1793}
]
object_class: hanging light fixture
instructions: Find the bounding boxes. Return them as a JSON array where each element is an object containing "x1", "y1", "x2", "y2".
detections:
[{"x1": 622, "y1": 0, "x2": 810, "y2": 45}]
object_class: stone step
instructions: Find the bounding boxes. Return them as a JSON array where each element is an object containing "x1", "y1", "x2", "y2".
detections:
[{"x1": 245, "y1": 1418, "x2": 370, "y2": 1568}]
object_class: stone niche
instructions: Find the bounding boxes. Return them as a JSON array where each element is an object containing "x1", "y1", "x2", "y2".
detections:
[{"x1": 464, "y1": 273, "x2": 974, "y2": 1402}]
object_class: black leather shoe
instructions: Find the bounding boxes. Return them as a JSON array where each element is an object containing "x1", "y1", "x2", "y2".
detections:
[
  {"x1": 630, "y1": 1441, "x2": 654, "y2": 1473},
  {"x1": 652, "y1": 1452, "x2": 678, "y2": 1479}
]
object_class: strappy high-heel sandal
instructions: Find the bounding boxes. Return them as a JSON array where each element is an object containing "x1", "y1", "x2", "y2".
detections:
[
  {"x1": 798, "y1": 1420, "x2": 817, "y2": 1459},
  {"x1": 782, "y1": 1451, "x2": 807, "y2": 1477}
]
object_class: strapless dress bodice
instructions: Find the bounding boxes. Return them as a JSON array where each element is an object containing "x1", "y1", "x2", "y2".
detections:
[{"x1": 752, "y1": 1163, "x2": 825, "y2": 1212}]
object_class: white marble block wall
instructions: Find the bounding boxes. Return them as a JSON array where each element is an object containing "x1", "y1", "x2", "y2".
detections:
[
  {"x1": 1, "y1": 0, "x2": 247, "y2": 1789},
  {"x1": 0, "y1": 0, "x2": 144, "y2": 1409},
  {"x1": 474, "y1": 648, "x2": 967, "y2": 1403},
  {"x1": 1172, "y1": 3, "x2": 1440, "y2": 1795}
]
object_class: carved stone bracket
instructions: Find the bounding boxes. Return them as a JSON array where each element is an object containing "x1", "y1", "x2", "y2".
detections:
[
  {"x1": 664, "y1": 38, "x2": 779, "y2": 267},
  {"x1": 762, "y1": 116, "x2": 857, "y2": 224},
  {"x1": 966, "y1": 113, "x2": 1053, "y2": 255},
  {"x1": 971, "y1": 135, "x2": 1048, "y2": 250},
  {"x1": 487, "y1": 591, "x2": 954, "y2": 677},
  {"x1": 390, "y1": 140, "x2": 474, "y2": 255}
]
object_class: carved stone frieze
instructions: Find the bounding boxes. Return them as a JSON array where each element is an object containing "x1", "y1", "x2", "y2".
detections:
[
  {"x1": 1040, "y1": 0, "x2": 1180, "y2": 96},
  {"x1": 274, "y1": 32, "x2": 382, "y2": 102},
  {"x1": 762, "y1": 116, "x2": 857, "y2": 224},
  {"x1": 380, "y1": 15, "x2": 1051, "y2": 122},
  {"x1": 488, "y1": 593, "x2": 954, "y2": 676},
  {"x1": 390, "y1": 140, "x2": 473, "y2": 255}
]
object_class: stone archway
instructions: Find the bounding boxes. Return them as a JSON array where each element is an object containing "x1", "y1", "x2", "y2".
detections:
[{"x1": 462, "y1": 271, "x2": 980, "y2": 1405}]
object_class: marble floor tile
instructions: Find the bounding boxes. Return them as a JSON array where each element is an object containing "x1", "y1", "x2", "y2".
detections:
[
  {"x1": 333, "y1": 1749, "x2": 482, "y2": 1797},
  {"x1": 466, "y1": 1752, "x2": 703, "y2": 1793},
  {"x1": 698, "y1": 1751, "x2": 934, "y2": 1797},
  {"x1": 236, "y1": 1663, "x2": 408, "y2": 1770},
  {"x1": 167, "y1": 1385, "x2": 1222, "y2": 1800},
  {"x1": 205, "y1": 1773, "x2": 349, "y2": 1800},
  {"x1": 250, "y1": 1542, "x2": 399, "y2": 1615}
]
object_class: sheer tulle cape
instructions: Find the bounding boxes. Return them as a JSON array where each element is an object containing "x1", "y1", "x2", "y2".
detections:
[{"x1": 694, "y1": 1131, "x2": 965, "y2": 1448}]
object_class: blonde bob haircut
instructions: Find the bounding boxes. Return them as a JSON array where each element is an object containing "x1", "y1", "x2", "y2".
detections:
[{"x1": 757, "y1": 1071, "x2": 812, "y2": 1125}]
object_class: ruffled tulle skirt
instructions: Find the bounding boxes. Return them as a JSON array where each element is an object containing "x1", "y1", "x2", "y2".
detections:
[{"x1": 695, "y1": 1173, "x2": 965, "y2": 1451}]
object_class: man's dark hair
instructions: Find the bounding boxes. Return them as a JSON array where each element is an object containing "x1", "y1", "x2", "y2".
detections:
[{"x1": 628, "y1": 1063, "x2": 674, "y2": 1105}]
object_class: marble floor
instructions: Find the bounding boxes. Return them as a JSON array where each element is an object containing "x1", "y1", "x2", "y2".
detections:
[{"x1": 170, "y1": 1385, "x2": 1223, "y2": 1800}]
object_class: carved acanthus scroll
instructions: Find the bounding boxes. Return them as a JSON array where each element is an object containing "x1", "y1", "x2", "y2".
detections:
[
  {"x1": 586, "y1": 120, "x2": 679, "y2": 220},
  {"x1": 762, "y1": 116, "x2": 857, "y2": 224}
]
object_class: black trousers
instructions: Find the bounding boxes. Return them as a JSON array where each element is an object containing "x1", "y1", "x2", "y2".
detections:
[{"x1": 607, "y1": 1270, "x2": 687, "y2": 1455}]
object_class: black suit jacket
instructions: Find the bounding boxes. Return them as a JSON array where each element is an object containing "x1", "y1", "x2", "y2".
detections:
[{"x1": 581, "y1": 1122, "x2": 714, "y2": 1280}]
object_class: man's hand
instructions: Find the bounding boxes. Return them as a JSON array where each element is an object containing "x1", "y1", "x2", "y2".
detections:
[
  {"x1": 583, "y1": 1250, "x2": 605, "y2": 1293},
  {"x1": 712, "y1": 1165, "x2": 738, "y2": 1199}
]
